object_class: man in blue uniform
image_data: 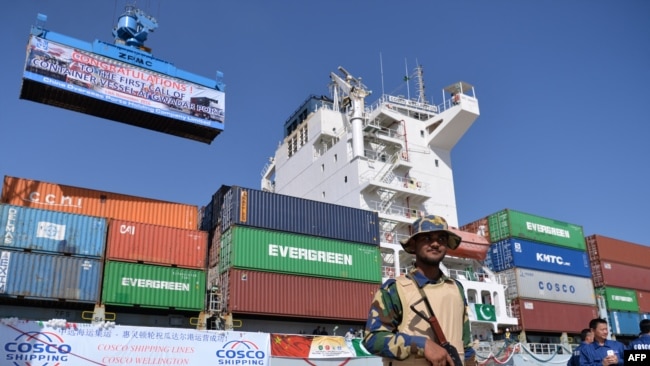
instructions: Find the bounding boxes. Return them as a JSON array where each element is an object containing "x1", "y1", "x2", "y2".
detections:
[
  {"x1": 627, "y1": 319, "x2": 650, "y2": 351},
  {"x1": 579, "y1": 318, "x2": 624, "y2": 366},
  {"x1": 567, "y1": 328, "x2": 593, "y2": 366}
]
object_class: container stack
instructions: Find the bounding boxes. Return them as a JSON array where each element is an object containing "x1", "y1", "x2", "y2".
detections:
[
  {"x1": 587, "y1": 234, "x2": 650, "y2": 338},
  {"x1": 201, "y1": 185, "x2": 382, "y2": 323},
  {"x1": 1, "y1": 175, "x2": 208, "y2": 316},
  {"x1": 461, "y1": 209, "x2": 598, "y2": 336}
]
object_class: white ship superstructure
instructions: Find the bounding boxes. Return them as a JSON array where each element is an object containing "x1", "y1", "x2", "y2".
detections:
[{"x1": 261, "y1": 66, "x2": 518, "y2": 335}]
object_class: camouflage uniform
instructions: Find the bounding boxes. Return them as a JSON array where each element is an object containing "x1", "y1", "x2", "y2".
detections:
[{"x1": 363, "y1": 268, "x2": 471, "y2": 365}]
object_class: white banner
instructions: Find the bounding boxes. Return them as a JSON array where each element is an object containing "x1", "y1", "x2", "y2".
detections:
[
  {"x1": 0, "y1": 320, "x2": 270, "y2": 366},
  {"x1": 36, "y1": 222, "x2": 66, "y2": 241}
]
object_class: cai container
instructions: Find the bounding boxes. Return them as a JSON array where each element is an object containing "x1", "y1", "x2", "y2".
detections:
[
  {"x1": 501, "y1": 268, "x2": 595, "y2": 305},
  {"x1": 486, "y1": 238, "x2": 591, "y2": 277},
  {"x1": 222, "y1": 268, "x2": 379, "y2": 321},
  {"x1": 2, "y1": 176, "x2": 199, "y2": 230},
  {"x1": 101, "y1": 261, "x2": 206, "y2": 311},
  {"x1": 0, "y1": 250, "x2": 101, "y2": 302},
  {"x1": 0, "y1": 203, "x2": 106, "y2": 257},
  {"x1": 511, "y1": 298, "x2": 598, "y2": 333},
  {"x1": 591, "y1": 260, "x2": 650, "y2": 291},
  {"x1": 205, "y1": 185, "x2": 379, "y2": 245},
  {"x1": 218, "y1": 226, "x2": 382, "y2": 283},
  {"x1": 106, "y1": 219, "x2": 207, "y2": 269}
]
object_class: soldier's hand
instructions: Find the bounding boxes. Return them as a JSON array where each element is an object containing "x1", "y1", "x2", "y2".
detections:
[{"x1": 424, "y1": 339, "x2": 454, "y2": 366}]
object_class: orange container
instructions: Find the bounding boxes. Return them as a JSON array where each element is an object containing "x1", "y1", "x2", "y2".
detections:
[
  {"x1": 106, "y1": 219, "x2": 207, "y2": 269},
  {"x1": 586, "y1": 234, "x2": 650, "y2": 269},
  {"x1": 637, "y1": 290, "x2": 650, "y2": 313},
  {"x1": 2, "y1": 176, "x2": 198, "y2": 230}
]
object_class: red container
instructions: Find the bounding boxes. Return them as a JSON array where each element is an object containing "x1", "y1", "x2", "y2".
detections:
[
  {"x1": 637, "y1": 290, "x2": 650, "y2": 313},
  {"x1": 586, "y1": 234, "x2": 650, "y2": 269},
  {"x1": 591, "y1": 260, "x2": 650, "y2": 291},
  {"x1": 459, "y1": 217, "x2": 490, "y2": 242},
  {"x1": 208, "y1": 230, "x2": 221, "y2": 268},
  {"x1": 511, "y1": 298, "x2": 598, "y2": 333},
  {"x1": 224, "y1": 269, "x2": 378, "y2": 321},
  {"x1": 106, "y1": 219, "x2": 207, "y2": 269},
  {"x1": 2, "y1": 176, "x2": 198, "y2": 230},
  {"x1": 447, "y1": 228, "x2": 490, "y2": 260}
]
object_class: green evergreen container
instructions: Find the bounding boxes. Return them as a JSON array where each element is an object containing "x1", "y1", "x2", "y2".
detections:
[
  {"x1": 102, "y1": 261, "x2": 206, "y2": 310},
  {"x1": 219, "y1": 226, "x2": 382, "y2": 283},
  {"x1": 488, "y1": 209, "x2": 586, "y2": 250},
  {"x1": 598, "y1": 286, "x2": 640, "y2": 312}
]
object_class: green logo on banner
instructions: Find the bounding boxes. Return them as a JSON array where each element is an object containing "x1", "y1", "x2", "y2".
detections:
[{"x1": 475, "y1": 304, "x2": 496, "y2": 321}]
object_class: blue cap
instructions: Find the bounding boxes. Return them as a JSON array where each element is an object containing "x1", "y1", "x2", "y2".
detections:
[{"x1": 400, "y1": 215, "x2": 462, "y2": 253}]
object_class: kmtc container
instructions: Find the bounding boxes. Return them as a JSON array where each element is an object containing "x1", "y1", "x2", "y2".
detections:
[
  {"x1": 0, "y1": 250, "x2": 100, "y2": 302},
  {"x1": 2, "y1": 176, "x2": 199, "y2": 230},
  {"x1": 206, "y1": 185, "x2": 380, "y2": 245},
  {"x1": 0, "y1": 204, "x2": 106, "y2": 257},
  {"x1": 596, "y1": 286, "x2": 639, "y2": 312},
  {"x1": 219, "y1": 226, "x2": 382, "y2": 283},
  {"x1": 106, "y1": 219, "x2": 207, "y2": 269},
  {"x1": 501, "y1": 268, "x2": 595, "y2": 305},
  {"x1": 102, "y1": 261, "x2": 205, "y2": 311},
  {"x1": 486, "y1": 238, "x2": 591, "y2": 277},
  {"x1": 608, "y1": 311, "x2": 641, "y2": 336},
  {"x1": 222, "y1": 269, "x2": 378, "y2": 321},
  {"x1": 511, "y1": 298, "x2": 598, "y2": 333},
  {"x1": 483, "y1": 209, "x2": 585, "y2": 250},
  {"x1": 591, "y1": 260, "x2": 650, "y2": 292},
  {"x1": 586, "y1": 234, "x2": 650, "y2": 269}
]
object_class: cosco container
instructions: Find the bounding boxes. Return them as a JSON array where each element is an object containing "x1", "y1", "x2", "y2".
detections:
[
  {"x1": 511, "y1": 298, "x2": 598, "y2": 333},
  {"x1": 591, "y1": 260, "x2": 650, "y2": 291},
  {"x1": 486, "y1": 238, "x2": 591, "y2": 277},
  {"x1": 106, "y1": 219, "x2": 207, "y2": 269},
  {"x1": 219, "y1": 226, "x2": 382, "y2": 283},
  {"x1": 608, "y1": 311, "x2": 641, "y2": 336},
  {"x1": 0, "y1": 250, "x2": 100, "y2": 302},
  {"x1": 206, "y1": 185, "x2": 380, "y2": 245},
  {"x1": 102, "y1": 261, "x2": 205, "y2": 310},
  {"x1": 596, "y1": 286, "x2": 639, "y2": 312},
  {"x1": 478, "y1": 209, "x2": 585, "y2": 249},
  {"x1": 2, "y1": 176, "x2": 199, "y2": 230},
  {"x1": 586, "y1": 234, "x2": 650, "y2": 269},
  {"x1": 638, "y1": 290, "x2": 650, "y2": 313},
  {"x1": 0, "y1": 204, "x2": 106, "y2": 257},
  {"x1": 501, "y1": 268, "x2": 595, "y2": 305},
  {"x1": 222, "y1": 269, "x2": 378, "y2": 321}
]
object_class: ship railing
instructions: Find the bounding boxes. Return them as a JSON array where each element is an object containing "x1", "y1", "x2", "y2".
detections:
[
  {"x1": 367, "y1": 200, "x2": 423, "y2": 219},
  {"x1": 366, "y1": 94, "x2": 440, "y2": 115},
  {"x1": 363, "y1": 118, "x2": 405, "y2": 141},
  {"x1": 447, "y1": 268, "x2": 502, "y2": 284},
  {"x1": 360, "y1": 168, "x2": 429, "y2": 193},
  {"x1": 380, "y1": 230, "x2": 409, "y2": 244}
]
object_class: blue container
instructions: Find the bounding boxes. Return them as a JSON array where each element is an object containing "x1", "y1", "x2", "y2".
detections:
[
  {"x1": 0, "y1": 204, "x2": 107, "y2": 257},
  {"x1": 0, "y1": 250, "x2": 101, "y2": 302},
  {"x1": 487, "y1": 238, "x2": 592, "y2": 277},
  {"x1": 205, "y1": 186, "x2": 380, "y2": 246},
  {"x1": 608, "y1": 311, "x2": 641, "y2": 336}
]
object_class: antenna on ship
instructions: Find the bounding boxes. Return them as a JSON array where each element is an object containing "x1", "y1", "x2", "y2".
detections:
[{"x1": 414, "y1": 63, "x2": 426, "y2": 104}]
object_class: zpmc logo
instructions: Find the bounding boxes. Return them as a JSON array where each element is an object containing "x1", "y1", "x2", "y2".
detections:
[
  {"x1": 4, "y1": 331, "x2": 71, "y2": 366},
  {"x1": 215, "y1": 340, "x2": 266, "y2": 365}
]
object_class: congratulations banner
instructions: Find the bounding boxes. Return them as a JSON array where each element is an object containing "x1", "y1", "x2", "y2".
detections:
[{"x1": 0, "y1": 320, "x2": 269, "y2": 366}]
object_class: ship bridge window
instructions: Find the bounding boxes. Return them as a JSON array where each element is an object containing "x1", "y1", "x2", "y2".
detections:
[
  {"x1": 467, "y1": 289, "x2": 477, "y2": 304},
  {"x1": 481, "y1": 291, "x2": 492, "y2": 305}
]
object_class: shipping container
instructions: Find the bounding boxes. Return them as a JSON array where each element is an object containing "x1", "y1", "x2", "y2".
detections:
[
  {"x1": 106, "y1": 219, "x2": 207, "y2": 269},
  {"x1": 501, "y1": 268, "x2": 595, "y2": 305},
  {"x1": 595, "y1": 287, "x2": 639, "y2": 312},
  {"x1": 484, "y1": 209, "x2": 585, "y2": 250},
  {"x1": 486, "y1": 238, "x2": 591, "y2": 277},
  {"x1": 511, "y1": 298, "x2": 598, "y2": 333},
  {"x1": 0, "y1": 204, "x2": 106, "y2": 257},
  {"x1": 608, "y1": 311, "x2": 641, "y2": 336},
  {"x1": 223, "y1": 269, "x2": 378, "y2": 321},
  {"x1": 638, "y1": 290, "x2": 650, "y2": 313},
  {"x1": 2, "y1": 176, "x2": 199, "y2": 230},
  {"x1": 591, "y1": 260, "x2": 650, "y2": 292},
  {"x1": 459, "y1": 217, "x2": 490, "y2": 242},
  {"x1": 0, "y1": 250, "x2": 101, "y2": 302},
  {"x1": 207, "y1": 229, "x2": 221, "y2": 269},
  {"x1": 219, "y1": 226, "x2": 382, "y2": 283},
  {"x1": 102, "y1": 261, "x2": 205, "y2": 311},
  {"x1": 447, "y1": 228, "x2": 490, "y2": 261},
  {"x1": 206, "y1": 185, "x2": 380, "y2": 245},
  {"x1": 586, "y1": 234, "x2": 650, "y2": 269}
]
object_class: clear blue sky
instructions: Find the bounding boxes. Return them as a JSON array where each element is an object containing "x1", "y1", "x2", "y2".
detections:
[{"x1": 2, "y1": 1, "x2": 648, "y2": 247}]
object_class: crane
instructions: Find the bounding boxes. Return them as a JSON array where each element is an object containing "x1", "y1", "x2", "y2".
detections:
[{"x1": 112, "y1": 5, "x2": 158, "y2": 50}]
